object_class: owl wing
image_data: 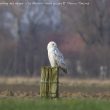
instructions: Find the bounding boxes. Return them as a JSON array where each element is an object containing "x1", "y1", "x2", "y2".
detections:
[{"x1": 54, "y1": 48, "x2": 67, "y2": 73}]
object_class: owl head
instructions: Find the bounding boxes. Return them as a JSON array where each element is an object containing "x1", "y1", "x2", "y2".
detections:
[{"x1": 47, "y1": 41, "x2": 57, "y2": 50}]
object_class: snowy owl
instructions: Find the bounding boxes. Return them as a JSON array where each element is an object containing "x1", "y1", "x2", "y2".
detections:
[{"x1": 47, "y1": 41, "x2": 67, "y2": 73}]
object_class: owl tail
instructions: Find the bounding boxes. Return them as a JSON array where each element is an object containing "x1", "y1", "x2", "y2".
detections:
[{"x1": 60, "y1": 67, "x2": 67, "y2": 74}]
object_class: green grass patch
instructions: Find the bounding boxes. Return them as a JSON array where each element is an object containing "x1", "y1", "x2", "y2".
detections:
[{"x1": 0, "y1": 98, "x2": 110, "y2": 110}]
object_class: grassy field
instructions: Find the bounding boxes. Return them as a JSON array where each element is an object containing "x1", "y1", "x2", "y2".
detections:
[
  {"x1": 0, "y1": 77, "x2": 110, "y2": 110},
  {"x1": 0, "y1": 77, "x2": 110, "y2": 98},
  {"x1": 0, "y1": 98, "x2": 110, "y2": 110}
]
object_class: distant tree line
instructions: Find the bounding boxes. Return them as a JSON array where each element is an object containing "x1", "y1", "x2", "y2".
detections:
[{"x1": 0, "y1": 0, "x2": 110, "y2": 78}]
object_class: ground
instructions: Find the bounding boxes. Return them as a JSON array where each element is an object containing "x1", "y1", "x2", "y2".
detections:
[
  {"x1": 0, "y1": 77, "x2": 110, "y2": 110},
  {"x1": 0, "y1": 77, "x2": 110, "y2": 99}
]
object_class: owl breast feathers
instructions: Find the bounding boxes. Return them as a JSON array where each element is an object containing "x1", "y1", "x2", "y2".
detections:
[{"x1": 47, "y1": 41, "x2": 67, "y2": 73}]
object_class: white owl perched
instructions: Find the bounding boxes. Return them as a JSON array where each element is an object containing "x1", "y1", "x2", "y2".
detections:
[{"x1": 47, "y1": 41, "x2": 67, "y2": 73}]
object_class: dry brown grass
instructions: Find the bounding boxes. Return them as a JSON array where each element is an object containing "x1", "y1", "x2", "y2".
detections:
[
  {"x1": 0, "y1": 77, "x2": 110, "y2": 99},
  {"x1": 0, "y1": 77, "x2": 40, "y2": 85},
  {"x1": 0, "y1": 76, "x2": 110, "y2": 86},
  {"x1": 60, "y1": 77, "x2": 110, "y2": 86}
]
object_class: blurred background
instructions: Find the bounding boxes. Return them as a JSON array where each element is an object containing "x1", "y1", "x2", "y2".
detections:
[{"x1": 0, "y1": 0, "x2": 110, "y2": 79}]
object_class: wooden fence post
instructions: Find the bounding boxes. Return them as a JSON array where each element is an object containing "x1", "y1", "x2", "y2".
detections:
[{"x1": 40, "y1": 66, "x2": 59, "y2": 98}]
